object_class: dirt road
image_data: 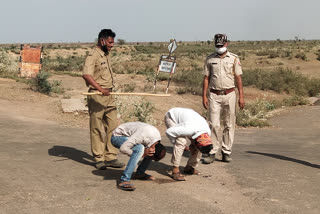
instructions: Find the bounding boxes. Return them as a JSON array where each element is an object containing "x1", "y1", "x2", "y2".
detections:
[{"x1": 0, "y1": 98, "x2": 319, "y2": 214}]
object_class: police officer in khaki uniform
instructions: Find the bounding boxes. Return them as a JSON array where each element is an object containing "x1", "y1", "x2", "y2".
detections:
[
  {"x1": 202, "y1": 33, "x2": 245, "y2": 163},
  {"x1": 82, "y1": 29, "x2": 124, "y2": 170}
]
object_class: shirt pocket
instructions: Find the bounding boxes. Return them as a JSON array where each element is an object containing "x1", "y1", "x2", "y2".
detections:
[
  {"x1": 223, "y1": 61, "x2": 234, "y2": 75},
  {"x1": 210, "y1": 62, "x2": 219, "y2": 76},
  {"x1": 96, "y1": 60, "x2": 108, "y2": 75}
]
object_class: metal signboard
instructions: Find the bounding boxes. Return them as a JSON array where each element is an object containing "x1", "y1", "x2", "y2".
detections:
[
  {"x1": 159, "y1": 57, "x2": 176, "y2": 74},
  {"x1": 153, "y1": 39, "x2": 178, "y2": 93},
  {"x1": 168, "y1": 40, "x2": 177, "y2": 54}
]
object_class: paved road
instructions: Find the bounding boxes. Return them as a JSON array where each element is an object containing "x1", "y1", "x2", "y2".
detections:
[
  {"x1": 0, "y1": 101, "x2": 319, "y2": 214},
  {"x1": 227, "y1": 106, "x2": 320, "y2": 214}
]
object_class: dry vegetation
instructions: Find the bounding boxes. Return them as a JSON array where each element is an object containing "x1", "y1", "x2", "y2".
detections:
[{"x1": 1, "y1": 39, "x2": 320, "y2": 127}]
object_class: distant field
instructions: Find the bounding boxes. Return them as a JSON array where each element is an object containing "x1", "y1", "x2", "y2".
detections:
[
  {"x1": 1, "y1": 39, "x2": 320, "y2": 96},
  {"x1": 1, "y1": 40, "x2": 320, "y2": 127}
]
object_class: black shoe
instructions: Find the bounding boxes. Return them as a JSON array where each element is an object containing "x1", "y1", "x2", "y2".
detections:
[
  {"x1": 202, "y1": 154, "x2": 215, "y2": 164},
  {"x1": 95, "y1": 161, "x2": 107, "y2": 170},
  {"x1": 222, "y1": 154, "x2": 232, "y2": 162},
  {"x1": 105, "y1": 159, "x2": 125, "y2": 168}
]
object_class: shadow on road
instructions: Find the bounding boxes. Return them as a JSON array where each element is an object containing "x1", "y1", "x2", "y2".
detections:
[
  {"x1": 247, "y1": 151, "x2": 320, "y2": 169},
  {"x1": 48, "y1": 146, "x2": 94, "y2": 167}
]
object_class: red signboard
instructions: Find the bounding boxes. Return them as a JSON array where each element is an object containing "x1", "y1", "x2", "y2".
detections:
[{"x1": 19, "y1": 45, "x2": 43, "y2": 78}]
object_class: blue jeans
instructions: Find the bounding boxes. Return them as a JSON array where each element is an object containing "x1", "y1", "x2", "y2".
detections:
[{"x1": 111, "y1": 136, "x2": 152, "y2": 182}]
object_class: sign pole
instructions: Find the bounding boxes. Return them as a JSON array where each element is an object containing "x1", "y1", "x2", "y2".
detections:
[
  {"x1": 153, "y1": 59, "x2": 162, "y2": 91},
  {"x1": 165, "y1": 60, "x2": 176, "y2": 94},
  {"x1": 153, "y1": 39, "x2": 177, "y2": 93}
]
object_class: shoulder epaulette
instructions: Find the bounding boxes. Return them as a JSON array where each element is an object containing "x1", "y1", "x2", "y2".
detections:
[
  {"x1": 206, "y1": 52, "x2": 219, "y2": 60},
  {"x1": 229, "y1": 52, "x2": 239, "y2": 58}
]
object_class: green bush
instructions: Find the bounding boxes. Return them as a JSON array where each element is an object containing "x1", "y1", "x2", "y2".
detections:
[
  {"x1": 123, "y1": 83, "x2": 136, "y2": 92},
  {"x1": 50, "y1": 80, "x2": 65, "y2": 94},
  {"x1": 42, "y1": 55, "x2": 86, "y2": 73},
  {"x1": 116, "y1": 96, "x2": 156, "y2": 124},
  {"x1": 28, "y1": 72, "x2": 64, "y2": 95},
  {"x1": 132, "y1": 100, "x2": 155, "y2": 123},
  {"x1": 316, "y1": 51, "x2": 320, "y2": 61},
  {"x1": 117, "y1": 39, "x2": 126, "y2": 45},
  {"x1": 236, "y1": 99, "x2": 273, "y2": 127},
  {"x1": 0, "y1": 51, "x2": 18, "y2": 78},
  {"x1": 268, "y1": 51, "x2": 280, "y2": 58},
  {"x1": 29, "y1": 72, "x2": 52, "y2": 94},
  {"x1": 255, "y1": 50, "x2": 270, "y2": 56},
  {"x1": 295, "y1": 52, "x2": 307, "y2": 61},
  {"x1": 283, "y1": 95, "x2": 308, "y2": 106},
  {"x1": 175, "y1": 87, "x2": 187, "y2": 94},
  {"x1": 173, "y1": 68, "x2": 203, "y2": 95},
  {"x1": 242, "y1": 68, "x2": 320, "y2": 96},
  {"x1": 236, "y1": 96, "x2": 309, "y2": 127}
]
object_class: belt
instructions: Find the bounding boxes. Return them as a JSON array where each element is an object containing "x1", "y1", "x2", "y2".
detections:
[
  {"x1": 89, "y1": 88, "x2": 113, "y2": 92},
  {"x1": 210, "y1": 88, "x2": 235, "y2": 95}
]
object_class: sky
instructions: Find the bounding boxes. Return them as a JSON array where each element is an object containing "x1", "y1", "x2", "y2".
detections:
[{"x1": 0, "y1": 0, "x2": 320, "y2": 44}]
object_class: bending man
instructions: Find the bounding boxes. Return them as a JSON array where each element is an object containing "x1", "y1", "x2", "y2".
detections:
[
  {"x1": 111, "y1": 122, "x2": 166, "y2": 191},
  {"x1": 165, "y1": 107, "x2": 213, "y2": 181}
]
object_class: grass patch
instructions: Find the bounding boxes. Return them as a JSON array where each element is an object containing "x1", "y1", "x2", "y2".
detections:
[
  {"x1": 116, "y1": 96, "x2": 156, "y2": 124},
  {"x1": 42, "y1": 55, "x2": 86, "y2": 73},
  {"x1": 236, "y1": 99, "x2": 275, "y2": 127},
  {"x1": 123, "y1": 83, "x2": 136, "y2": 92},
  {"x1": 236, "y1": 96, "x2": 309, "y2": 127},
  {"x1": 0, "y1": 51, "x2": 18, "y2": 79},
  {"x1": 28, "y1": 72, "x2": 64, "y2": 95},
  {"x1": 242, "y1": 67, "x2": 320, "y2": 96},
  {"x1": 295, "y1": 52, "x2": 307, "y2": 61},
  {"x1": 172, "y1": 67, "x2": 203, "y2": 95}
]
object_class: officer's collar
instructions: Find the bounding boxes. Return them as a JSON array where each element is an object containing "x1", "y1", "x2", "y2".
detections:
[
  {"x1": 214, "y1": 51, "x2": 230, "y2": 58},
  {"x1": 95, "y1": 46, "x2": 108, "y2": 57}
]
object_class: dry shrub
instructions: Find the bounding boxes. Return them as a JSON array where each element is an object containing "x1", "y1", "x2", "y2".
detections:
[{"x1": 0, "y1": 51, "x2": 18, "y2": 78}]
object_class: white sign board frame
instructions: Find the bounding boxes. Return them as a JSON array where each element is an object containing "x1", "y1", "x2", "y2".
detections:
[{"x1": 159, "y1": 60, "x2": 176, "y2": 74}]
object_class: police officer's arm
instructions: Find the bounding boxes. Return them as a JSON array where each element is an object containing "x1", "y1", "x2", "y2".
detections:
[
  {"x1": 82, "y1": 74, "x2": 110, "y2": 96},
  {"x1": 202, "y1": 59, "x2": 210, "y2": 109},
  {"x1": 82, "y1": 54, "x2": 110, "y2": 96},
  {"x1": 202, "y1": 75, "x2": 209, "y2": 109},
  {"x1": 235, "y1": 75, "x2": 245, "y2": 109}
]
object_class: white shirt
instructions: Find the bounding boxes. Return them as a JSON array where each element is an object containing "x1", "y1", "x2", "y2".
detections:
[
  {"x1": 112, "y1": 122, "x2": 161, "y2": 156},
  {"x1": 165, "y1": 108, "x2": 211, "y2": 143}
]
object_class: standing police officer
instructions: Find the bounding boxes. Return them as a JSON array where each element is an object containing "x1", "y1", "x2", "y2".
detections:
[
  {"x1": 202, "y1": 34, "x2": 245, "y2": 164},
  {"x1": 82, "y1": 29, "x2": 124, "y2": 169}
]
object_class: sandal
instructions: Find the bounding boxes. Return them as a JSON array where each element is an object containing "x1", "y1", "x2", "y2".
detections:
[
  {"x1": 133, "y1": 173, "x2": 155, "y2": 181},
  {"x1": 117, "y1": 181, "x2": 136, "y2": 191},
  {"x1": 171, "y1": 172, "x2": 186, "y2": 181},
  {"x1": 183, "y1": 166, "x2": 201, "y2": 175}
]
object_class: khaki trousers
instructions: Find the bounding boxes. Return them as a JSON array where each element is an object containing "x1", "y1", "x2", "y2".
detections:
[
  {"x1": 208, "y1": 91, "x2": 236, "y2": 155},
  {"x1": 87, "y1": 94, "x2": 118, "y2": 162},
  {"x1": 164, "y1": 114, "x2": 202, "y2": 168}
]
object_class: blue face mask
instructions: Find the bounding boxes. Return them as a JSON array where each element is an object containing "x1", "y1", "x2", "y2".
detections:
[{"x1": 216, "y1": 46, "x2": 227, "y2": 55}]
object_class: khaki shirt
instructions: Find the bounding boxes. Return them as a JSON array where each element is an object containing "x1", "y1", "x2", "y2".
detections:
[
  {"x1": 203, "y1": 51, "x2": 242, "y2": 90},
  {"x1": 83, "y1": 47, "x2": 115, "y2": 89}
]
